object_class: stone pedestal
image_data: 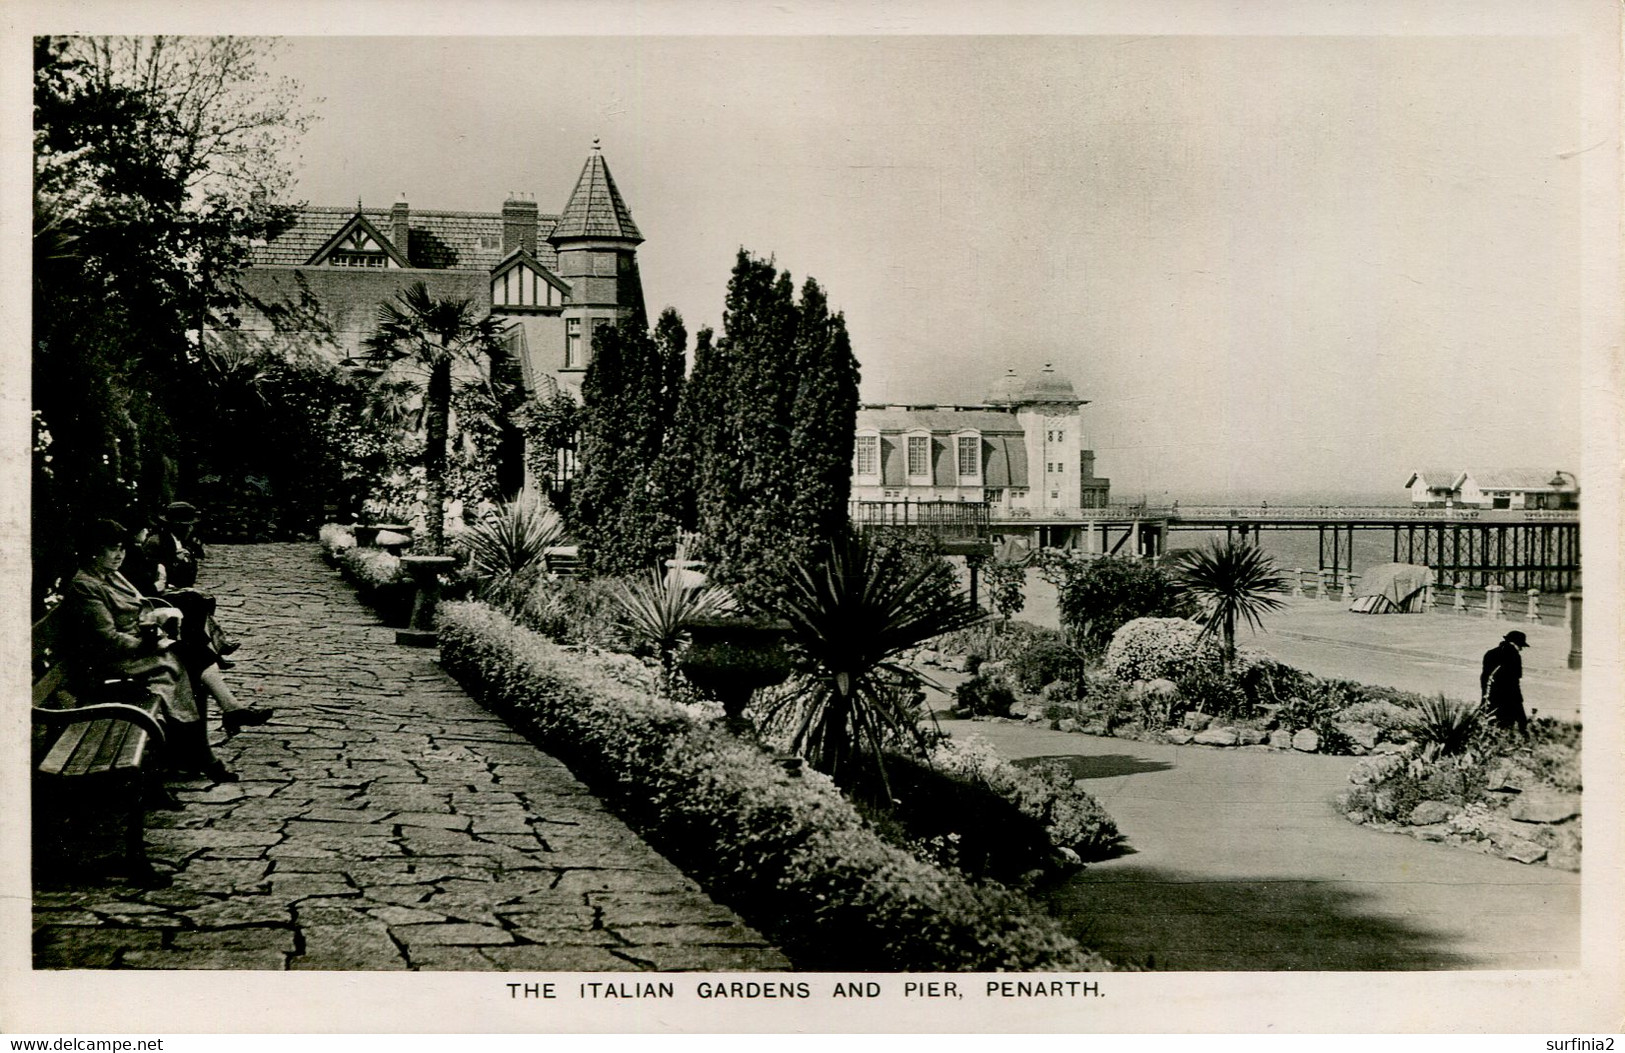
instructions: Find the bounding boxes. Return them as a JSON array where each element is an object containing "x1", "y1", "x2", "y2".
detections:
[{"x1": 396, "y1": 555, "x2": 458, "y2": 647}]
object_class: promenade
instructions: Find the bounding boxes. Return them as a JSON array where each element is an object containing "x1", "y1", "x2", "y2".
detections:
[{"x1": 33, "y1": 543, "x2": 788, "y2": 971}]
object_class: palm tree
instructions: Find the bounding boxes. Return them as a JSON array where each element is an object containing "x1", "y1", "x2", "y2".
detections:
[
  {"x1": 1172, "y1": 538, "x2": 1289, "y2": 672},
  {"x1": 761, "y1": 531, "x2": 986, "y2": 787},
  {"x1": 361, "y1": 281, "x2": 505, "y2": 553}
]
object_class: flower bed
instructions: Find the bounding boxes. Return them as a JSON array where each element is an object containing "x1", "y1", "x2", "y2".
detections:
[
  {"x1": 436, "y1": 600, "x2": 1111, "y2": 972},
  {"x1": 1335, "y1": 718, "x2": 1581, "y2": 870}
]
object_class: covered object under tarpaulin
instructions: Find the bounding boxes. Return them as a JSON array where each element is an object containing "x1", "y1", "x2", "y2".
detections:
[{"x1": 1349, "y1": 563, "x2": 1434, "y2": 613}]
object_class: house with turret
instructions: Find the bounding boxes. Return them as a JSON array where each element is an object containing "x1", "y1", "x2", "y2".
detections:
[{"x1": 228, "y1": 142, "x2": 644, "y2": 400}]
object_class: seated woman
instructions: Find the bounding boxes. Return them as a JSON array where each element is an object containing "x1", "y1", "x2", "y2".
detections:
[
  {"x1": 127, "y1": 512, "x2": 272, "y2": 737},
  {"x1": 62, "y1": 519, "x2": 235, "y2": 783}
]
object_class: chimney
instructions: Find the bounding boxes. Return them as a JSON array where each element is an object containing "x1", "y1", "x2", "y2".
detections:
[
  {"x1": 390, "y1": 196, "x2": 410, "y2": 262},
  {"x1": 502, "y1": 196, "x2": 538, "y2": 256},
  {"x1": 1080, "y1": 450, "x2": 1096, "y2": 481}
]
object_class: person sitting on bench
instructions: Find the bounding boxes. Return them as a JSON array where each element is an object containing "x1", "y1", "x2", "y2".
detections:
[
  {"x1": 129, "y1": 505, "x2": 272, "y2": 737},
  {"x1": 62, "y1": 518, "x2": 236, "y2": 783}
]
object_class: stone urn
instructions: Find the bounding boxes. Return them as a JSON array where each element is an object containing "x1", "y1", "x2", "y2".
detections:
[{"x1": 678, "y1": 616, "x2": 794, "y2": 733}]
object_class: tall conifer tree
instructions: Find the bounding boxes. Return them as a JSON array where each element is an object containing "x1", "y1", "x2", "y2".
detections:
[
  {"x1": 681, "y1": 250, "x2": 859, "y2": 599},
  {"x1": 571, "y1": 307, "x2": 688, "y2": 575}
]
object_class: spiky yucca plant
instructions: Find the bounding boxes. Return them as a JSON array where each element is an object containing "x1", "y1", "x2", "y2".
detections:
[
  {"x1": 761, "y1": 531, "x2": 987, "y2": 787},
  {"x1": 1172, "y1": 538, "x2": 1289, "y2": 672},
  {"x1": 609, "y1": 544, "x2": 735, "y2": 674},
  {"x1": 1408, "y1": 693, "x2": 1481, "y2": 763},
  {"x1": 461, "y1": 495, "x2": 565, "y2": 603}
]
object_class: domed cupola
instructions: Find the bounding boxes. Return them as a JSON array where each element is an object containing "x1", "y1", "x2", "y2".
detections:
[
  {"x1": 985, "y1": 368, "x2": 1021, "y2": 406},
  {"x1": 1012, "y1": 363, "x2": 1083, "y2": 406}
]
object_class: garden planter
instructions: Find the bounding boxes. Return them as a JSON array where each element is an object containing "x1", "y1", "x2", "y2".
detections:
[{"x1": 678, "y1": 616, "x2": 793, "y2": 732}]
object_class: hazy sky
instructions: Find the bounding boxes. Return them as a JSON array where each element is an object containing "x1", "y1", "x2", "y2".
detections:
[{"x1": 265, "y1": 30, "x2": 1588, "y2": 500}]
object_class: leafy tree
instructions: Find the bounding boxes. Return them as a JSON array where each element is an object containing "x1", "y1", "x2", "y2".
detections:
[
  {"x1": 1054, "y1": 555, "x2": 1195, "y2": 660},
  {"x1": 1171, "y1": 539, "x2": 1289, "y2": 672},
  {"x1": 361, "y1": 281, "x2": 505, "y2": 554},
  {"x1": 32, "y1": 35, "x2": 312, "y2": 595},
  {"x1": 761, "y1": 531, "x2": 986, "y2": 787},
  {"x1": 785, "y1": 277, "x2": 861, "y2": 545},
  {"x1": 571, "y1": 307, "x2": 687, "y2": 575}
]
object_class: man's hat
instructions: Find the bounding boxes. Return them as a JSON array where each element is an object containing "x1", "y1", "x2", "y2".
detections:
[
  {"x1": 1503, "y1": 630, "x2": 1530, "y2": 648},
  {"x1": 162, "y1": 501, "x2": 200, "y2": 525}
]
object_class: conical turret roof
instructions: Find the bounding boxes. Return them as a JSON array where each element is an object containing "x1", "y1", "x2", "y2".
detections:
[{"x1": 549, "y1": 142, "x2": 642, "y2": 243}]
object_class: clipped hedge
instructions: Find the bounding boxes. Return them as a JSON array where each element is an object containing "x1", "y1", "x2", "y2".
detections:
[
  {"x1": 437, "y1": 600, "x2": 1111, "y2": 972},
  {"x1": 336, "y1": 545, "x2": 414, "y2": 627}
]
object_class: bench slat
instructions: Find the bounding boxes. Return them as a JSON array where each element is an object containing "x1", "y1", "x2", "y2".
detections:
[
  {"x1": 60, "y1": 719, "x2": 115, "y2": 778},
  {"x1": 32, "y1": 665, "x2": 66, "y2": 708},
  {"x1": 40, "y1": 721, "x2": 95, "y2": 777},
  {"x1": 114, "y1": 724, "x2": 151, "y2": 772},
  {"x1": 87, "y1": 719, "x2": 133, "y2": 776}
]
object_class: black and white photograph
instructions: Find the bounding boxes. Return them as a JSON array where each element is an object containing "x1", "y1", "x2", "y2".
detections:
[{"x1": 3, "y1": 0, "x2": 1621, "y2": 1038}]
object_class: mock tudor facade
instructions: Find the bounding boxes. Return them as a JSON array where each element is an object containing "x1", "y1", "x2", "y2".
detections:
[
  {"x1": 228, "y1": 143, "x2": 643, "y2": 399},
  {"x1": 851, "y1": 364, "x2": 1110, "y2": 517}
]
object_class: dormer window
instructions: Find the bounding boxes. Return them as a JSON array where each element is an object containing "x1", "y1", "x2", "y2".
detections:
[
  {"x1": 956, "y1": 434, "x2": 981, "y2": 481},
  {"x1": 327, "y1": 228, "x2": 391, "y2": 268},
  {"x1": 906, "y1": 432, "x2": 932, "y2": 484}
]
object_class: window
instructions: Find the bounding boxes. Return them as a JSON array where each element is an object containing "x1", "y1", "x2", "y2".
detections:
[
  {"x1": 1051, "y1": 491, "x2": 1060, "y2": 501},
  {"x1": 329, "y1": 252, "x2": 388, "y2": 268},
  {"x1": 907, "y1": 435, "x2": 929, "y2": 477},
  {"x1": 855, "y1": 435, "x2": 879, "y2": 476},
  {"x1": 565, "y1": 319, "x2": 583, "y2": 368},
  {"x1": 957, "y1": 436, "x2": 979, "y2": 478},
  {"x1": 1057, "y1": 430, "x2": 1064, "y2": 443}
]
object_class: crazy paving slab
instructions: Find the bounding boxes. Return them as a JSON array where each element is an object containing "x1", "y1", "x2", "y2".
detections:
[{"x1": 33, "y1": 542, "x2": 789, "y2": 972}]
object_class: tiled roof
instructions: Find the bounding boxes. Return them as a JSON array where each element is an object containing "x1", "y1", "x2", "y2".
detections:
[
  {"x1": 250, "y1": 206, "x2": 560, "y2": 271},
  {"x1": 549, "y1": 150, "x2": 642, "y2": 243},
  {"x1": 1462, "y1": 468, "x2": 1578, "y2": 491},
  {"x1": 1406, "y1": 468, "x2": 1464, "y2": 489}
]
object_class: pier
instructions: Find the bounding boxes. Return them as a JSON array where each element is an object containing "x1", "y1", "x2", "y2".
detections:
[{"x1": 850, "y1": 501, "x2": 1581, "y2": 592}]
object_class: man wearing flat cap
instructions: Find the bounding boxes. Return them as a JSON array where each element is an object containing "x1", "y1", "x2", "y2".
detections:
[{"x1": 1480, "y1": 629, "x2": 1531, "y2": 735}]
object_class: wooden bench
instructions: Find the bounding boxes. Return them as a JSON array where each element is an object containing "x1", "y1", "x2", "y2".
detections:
[{"x1": 32, "y1": 606, "x2": 170, "y2": 886}]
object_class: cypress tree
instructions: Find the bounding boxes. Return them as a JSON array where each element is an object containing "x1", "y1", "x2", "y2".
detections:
[
  {"x1": 683, "y1": 250, "x2": 859, "y2": 600},
  {"x1": 787, "y1": 277, "x2": 861, "y2": 553},
  {"x1": 571, "y1": 307, "x2": 688, "y2": 576}
]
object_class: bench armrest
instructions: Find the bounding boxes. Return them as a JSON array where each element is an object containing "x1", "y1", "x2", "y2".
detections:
[{"x1": 32, "y1": 703, "x2": 167, "y2": 748}]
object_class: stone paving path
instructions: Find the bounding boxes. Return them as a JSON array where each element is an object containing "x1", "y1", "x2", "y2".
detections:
[{"x1": 33, "y1": 543, "x2": 789, "y2": 971}]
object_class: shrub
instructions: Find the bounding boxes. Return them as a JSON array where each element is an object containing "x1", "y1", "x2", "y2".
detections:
[
  {"x1": 1174, "y1": 663, "x2": 1250, "y2": 718},
  {"x1": 931, "y1": 735, "x2": 1123, "y2": 862},
  {"x1": 1007, "y1": 633, "x2": 1089, "y2": 694},
  {"x1": 336, "y1": 545, "x2": 414, "y2": 626},
  {"x1": 608, "y1": 561, "x2": 735, "y2": 672},
  {"x1": 1053, "y1": 556, "x2": 1195, "y2": 659},
  {"x1": 954, "y1": 673, "x2": 1019, "y2": 718},
  {"x1": 436, "y1": 601, "x2": 1110, "y2": 972},
  {"x1": 318, "y1": 523, "x2": 356, "y2": 565},
  {"x1": 1273, "y1": 690, "x2": 1357, "y2": 754},
  {"x1": 1103, "y1": 617, "x2": 1218, "y2": 682}
]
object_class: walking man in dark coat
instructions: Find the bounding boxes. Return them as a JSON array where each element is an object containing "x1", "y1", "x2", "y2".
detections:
[{"x1": 1481, "y1": 629, "x2": 1531, "y2": 735}]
